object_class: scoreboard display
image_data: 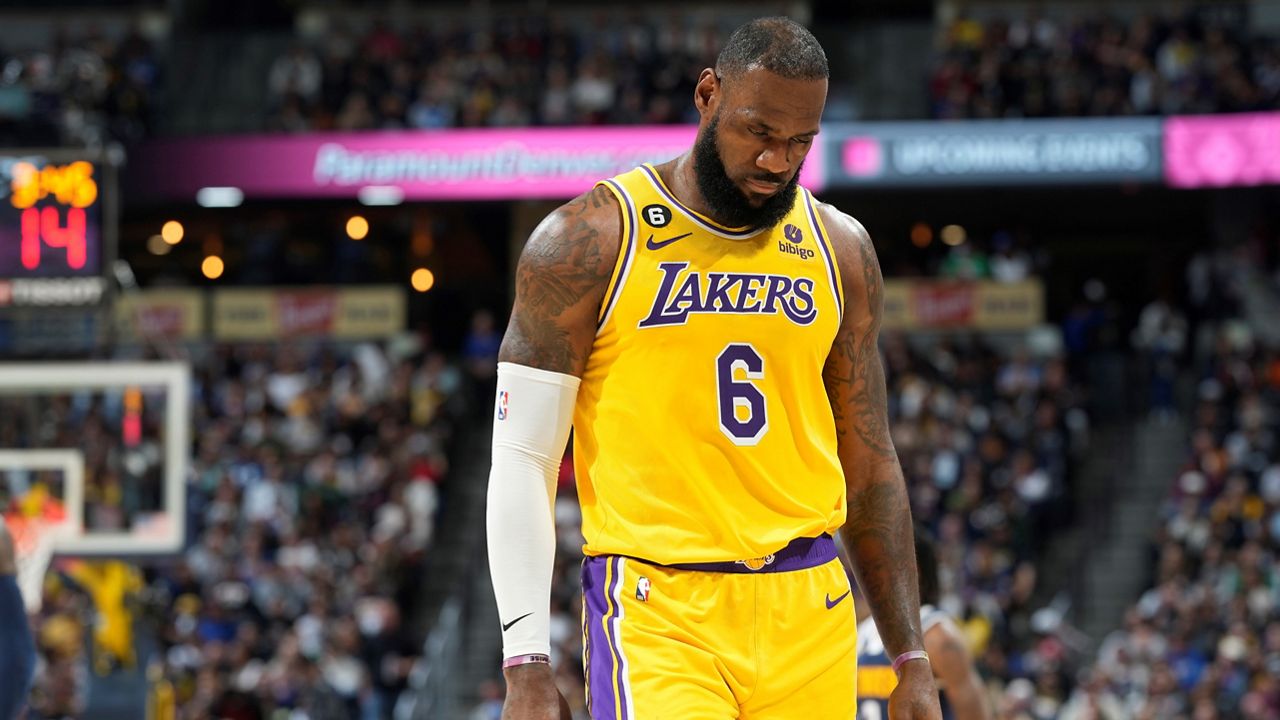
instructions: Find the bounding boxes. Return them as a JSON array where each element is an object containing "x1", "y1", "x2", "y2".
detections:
[
  {"x1": 0, "y1": 151, "x2": 114, "y2": 308},
  {"x1": 1, "y1": 158, "x2": 102, "y2": 277}
]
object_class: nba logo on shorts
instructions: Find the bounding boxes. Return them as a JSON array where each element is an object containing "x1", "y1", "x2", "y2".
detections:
[
  {"x1": 636, "y1": 576, "x2": 650, "y2": 602},
  {"x1": 497, "y1": 391, "x2": 509, "y2": 420}
]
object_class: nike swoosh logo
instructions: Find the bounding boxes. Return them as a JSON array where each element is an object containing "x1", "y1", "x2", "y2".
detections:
[
  {"x1": 825, "y1": 591, "x2": 851, "y2": 609},
  {"x1": 502, "y1": 612, "x2": 533, "y2": 631},
  {"x1": 645, "y1": 232, "x2": 692, "y2": 251}
]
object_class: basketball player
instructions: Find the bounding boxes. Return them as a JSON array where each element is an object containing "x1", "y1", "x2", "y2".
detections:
[
  {"x1": 0, "y1": 517, "x2": 36, "y2": 720},
  {"x1": 487, "y1": 17, "x2": 941, "y2": 719},
  {"x1": 854, "y1": 525, "x2": 992, "y2": 720}
]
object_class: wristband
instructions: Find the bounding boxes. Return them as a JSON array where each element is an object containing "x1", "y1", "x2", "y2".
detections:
[
  {"x1": 892, "y1": 650, "x2": 930, "y2": 674},
  {"x1": 502, "y1": 653, "x2": 551, "y2": 669}
]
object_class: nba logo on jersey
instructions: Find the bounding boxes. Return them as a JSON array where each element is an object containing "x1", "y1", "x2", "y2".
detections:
[
  {"x1": 636, "y1": 576, "x2": 651, "y2": 602},
  {"x1": 497, "y1": 391, "x2": 509, "y2": 420}
]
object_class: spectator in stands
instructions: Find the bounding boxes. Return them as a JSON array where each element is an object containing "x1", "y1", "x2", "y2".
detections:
[
  {"x1": 1132, "y1": 294, "x2": 1189, "y2": 419},
  {"x1": 940, "y1": 241, "x2": 989, "y2": 280},
  {"x1": 989, "y1": 233, "x2": 1033, "y2": 284},
  {"x1": 1078, "y1": 321, "x2": 1280, "y2": 717},
  {"x1": 931, "y1": 10, "x2": 1280, "y2": 119},
  {"x1": 463, "y1": 310, "x2": 503, "y2": 385},
  {"x1": 268, "y1": 45, "x2": 322, "y2": 108},
  {"x1": 0, "y1": 26, "x2": 158, "y2": 146},
  {"x1": 261, "y1": 12, "x2": 725, "y2": 132}
]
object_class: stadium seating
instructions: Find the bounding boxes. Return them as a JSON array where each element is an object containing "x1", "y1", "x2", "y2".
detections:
[{"x1": 930, "y1": 10, "x2": 1280, "y2": 119}]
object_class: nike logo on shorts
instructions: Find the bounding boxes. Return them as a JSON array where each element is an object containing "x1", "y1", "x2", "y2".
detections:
[
  {"x1": 502, "y1": 612, "x2": 533, "y2": 631},
  {"x1": 825, "y1": 590, "x2": 850, "y2": 609},
  {"x1": 645, "y1": 232, "x2": 692, "y2": 251}
]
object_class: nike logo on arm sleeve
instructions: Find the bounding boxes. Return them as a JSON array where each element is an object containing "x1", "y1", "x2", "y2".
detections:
[{"x1": 502, "y1": 612, "x2": 534, "y2": 631}]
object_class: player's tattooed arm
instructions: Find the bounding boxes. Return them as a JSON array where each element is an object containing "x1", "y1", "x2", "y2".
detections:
[
  {"x1": 499, "y1": 184, "x2": 622, "y2": 376},
  {"x1": 818, "y1": 203, "x2": 926, "y2": 659}
]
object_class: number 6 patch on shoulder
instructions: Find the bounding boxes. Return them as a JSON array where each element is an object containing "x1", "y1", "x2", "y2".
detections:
[{"x1": 642, "y1": 204, "x2": 671, "y2": 228}]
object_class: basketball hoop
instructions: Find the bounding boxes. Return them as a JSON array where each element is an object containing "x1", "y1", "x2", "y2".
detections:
[{"x1": 2, "y1": 514, "x2": 60, "y2": 613}]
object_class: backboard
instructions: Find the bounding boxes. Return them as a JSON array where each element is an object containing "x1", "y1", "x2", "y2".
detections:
[{"x1": 0, "y1": 362, "x2": 189, "y2": 555}]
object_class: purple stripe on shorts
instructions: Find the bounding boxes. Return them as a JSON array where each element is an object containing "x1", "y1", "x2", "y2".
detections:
[
  {"x1": 582, "y1": 556, "x2": 619, "y2": 720},
  {"x1": 580, "y1": 562, "x2": 591, "y2": 712},
  {"x1": 663, "y1": 534, "x2": 838, "y2": 573},
  {"x1": 610, "y1": 557, "x2": 630, "y2": 720}
]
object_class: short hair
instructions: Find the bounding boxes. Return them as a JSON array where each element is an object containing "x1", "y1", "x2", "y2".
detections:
[
  {"x1": 914, "y1": 522, "x2": 940, "y2": 607},
  {"x1": 716, "y1": 17, "x2": 829, "y2": 82}
]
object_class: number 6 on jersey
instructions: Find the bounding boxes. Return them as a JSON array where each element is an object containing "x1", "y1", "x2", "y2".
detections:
[{"x1": 716, "y1": 343, "x2": 768, "y2": 445}]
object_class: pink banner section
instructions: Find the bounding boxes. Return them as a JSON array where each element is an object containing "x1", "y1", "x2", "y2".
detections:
[
  {"x1": 1165, "y1": 113, "x2": 1280, "y2": 188},
  {"x1": 137, "y1": 127, "x2": 825, "y2": 201}
]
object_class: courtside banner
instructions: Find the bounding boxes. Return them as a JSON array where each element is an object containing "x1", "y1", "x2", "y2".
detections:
[
  {"x1": 882, "y1": 279, "x2": 1043, "y2": 330},
  {"x1": 130, "y1": 127, "x2": 825, "y2": 201},
  {"x1": 115, "y1": 289, "x2": 204, "y2": 341},
  {"x1": 213, "y1": 286, "x2": 404, "y2": 340},
  {"x1": 827, "y1": 118, "x2": 1162, "y2": 187},
  {"x1": 1165, "y1": 112, "x2": 1280, "y2": 189}
]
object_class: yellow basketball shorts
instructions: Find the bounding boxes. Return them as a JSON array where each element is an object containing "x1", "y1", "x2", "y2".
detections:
[{"x1": 581, "y1": 535, "x2": 858, "y2": 719}]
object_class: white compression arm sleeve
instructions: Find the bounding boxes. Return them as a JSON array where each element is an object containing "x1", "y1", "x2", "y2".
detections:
[{"x1": 486, "y1": 361, "x2": 580, "y2": 659}]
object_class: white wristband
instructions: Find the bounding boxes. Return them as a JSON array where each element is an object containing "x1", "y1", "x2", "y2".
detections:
[{"x1": 486, "y1": 362, "x2": 580, "y2": 659}]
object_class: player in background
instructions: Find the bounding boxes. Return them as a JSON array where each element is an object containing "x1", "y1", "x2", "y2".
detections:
[
  {"x1": 0, "y1": 517, "x2": 37, "y2": 720},
  {"x1": 487, "y1": 16, "x2": 940, "y2": 720},
  {"x1": 853, "y1": 524, "x2": 993, "y2": 720},
  {"x1": 67, "y1": 560, "x2": 143, "y2": 675}
]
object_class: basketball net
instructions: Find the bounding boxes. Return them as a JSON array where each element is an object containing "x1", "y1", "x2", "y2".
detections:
[{"x1": 3, "y1": 514, "x2": 57, "y2": 613}]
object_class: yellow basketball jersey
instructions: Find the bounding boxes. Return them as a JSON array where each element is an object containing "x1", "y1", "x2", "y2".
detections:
[{"x1": 574, "y1": 164, "x2": 847, "y2": 564}]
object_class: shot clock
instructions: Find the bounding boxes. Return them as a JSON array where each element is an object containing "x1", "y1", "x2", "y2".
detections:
[
  {"x1": 2, "y1": 157, "x2": 100, "y2": 277},
  {"x1": 0, "y1": 150, "x2": 117, "y2": 308}
]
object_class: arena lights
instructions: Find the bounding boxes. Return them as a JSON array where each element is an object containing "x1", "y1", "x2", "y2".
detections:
[
  {"x1": 161, "y1": 220, "x2": 184, "y2": 245},
  {"x1": 910, "y1": 223, "x2": 933, "y2": 248},
  {"x1": 147, "y1": 235, "x2": 171, "y2": 256},
  {"x1": 411, "y1": 268, "x2": 435, "y2": 293},
  {"x1": 358, "y1": 186, "x2": 405, "y2": 206},
  {"x1": 346, "y1": 215, "x2": 370, "y2": 241},
  {"x1": 412, "y1": 229, "x2": 433, "y2": 256},
  {"x1": 940, "y1": 224, "x2": 967, "y2": 246},
  {"x1": 201, "y1": 255, "x2": 224, "y2": 280},
  {"x1": 196, "y1": 187, "x2": 244, "y2": 208}
]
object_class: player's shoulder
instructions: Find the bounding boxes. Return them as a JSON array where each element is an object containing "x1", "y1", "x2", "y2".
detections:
[
  {"x1": 519, "y1": 183, "x2": 623, "y2": 282},
  {"x1": 809, "y1": 198, "x2": 879, "y2": 295},
  {"x1": 811, "y1": 198, "x2": 871, "y2": 249},
  {"x1": 531, "y1": 183, "x2": 623, "y2": 249}
]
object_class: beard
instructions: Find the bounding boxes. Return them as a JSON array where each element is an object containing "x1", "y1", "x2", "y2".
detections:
[{"x1": 691, "y1": 113, "x2": 804, "y2": 232}]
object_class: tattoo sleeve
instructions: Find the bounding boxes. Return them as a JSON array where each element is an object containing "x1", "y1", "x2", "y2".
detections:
[
  {"x1": 498, "y1": 184, "x2": 621, "y2": 376},
  {"x1": 820, "y1": 204, "x2": 925, "y2": 659}
]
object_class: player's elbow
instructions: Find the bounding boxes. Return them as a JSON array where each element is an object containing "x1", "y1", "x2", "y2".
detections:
[{"x1": 490, "y1": 439, "x2": 561, "y2": 482}]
